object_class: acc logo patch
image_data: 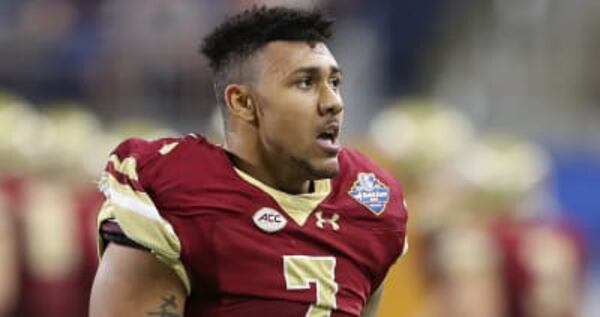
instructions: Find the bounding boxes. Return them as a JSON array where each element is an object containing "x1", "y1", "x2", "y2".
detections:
[
  {"x1": 348, "y1": 173, "x2": 390, "y2": 215},
  {"x1": 253, "y1": 207, "x2": 287, "y2": 233}
]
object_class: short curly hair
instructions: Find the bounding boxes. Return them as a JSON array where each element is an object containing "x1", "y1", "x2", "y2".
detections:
[
  {"x1": 200, "y1": 6, "x2": 335, "y2": 109},
  {"x1": 201, "y1": 6, "x2": 334, "y2": 73}
]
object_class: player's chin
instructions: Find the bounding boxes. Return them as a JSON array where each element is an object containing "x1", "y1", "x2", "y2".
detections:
[{"x1": 309, "y1": 156, "x2": 340, "y2": 179}]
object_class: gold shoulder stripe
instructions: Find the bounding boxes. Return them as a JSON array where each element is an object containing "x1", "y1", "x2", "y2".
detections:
[
  {"x1": 97, "y1": 201, "x2": 190, "y2": 294},
  {"x1": 101, "y1": 173, "x2": 160, "y2": 221},
  {"x1": 108, "y1": 154, "x2": 139, "y2": 181},
  {"x1": 159, "y1": 142, "x2": 179, "y2": 155}
]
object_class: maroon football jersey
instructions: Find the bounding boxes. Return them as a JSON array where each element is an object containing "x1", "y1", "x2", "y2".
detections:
[
  {"x1": 17, "y1": 183, "x2": 102, "y2": 317},
  {"x1": 0, "y1": 175, "x2": 102, "y2": 317},
  {"x1": 98, "y1": 134, "x2": 408, "y2": 317},
  {"x1": 489, "y1": 218, "x2": 586, "y2": 317}
]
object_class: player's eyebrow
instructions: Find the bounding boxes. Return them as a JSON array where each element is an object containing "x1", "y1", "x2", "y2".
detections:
[{"x1": 290, "y1": 65, "x2": 343, "y2": 77}]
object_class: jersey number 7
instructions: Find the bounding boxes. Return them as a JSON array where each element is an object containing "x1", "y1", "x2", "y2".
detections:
[{"x1": 283, "y1": 255, "x2": 339, "y2": 317}]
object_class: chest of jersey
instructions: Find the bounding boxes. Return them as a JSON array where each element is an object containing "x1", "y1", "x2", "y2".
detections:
[
  {"x1": 154, "y1": 171, "x2": 404, "y2": 317},
  {"x1": 136, "y1": 141, "x2": 407, "y2": 316}
]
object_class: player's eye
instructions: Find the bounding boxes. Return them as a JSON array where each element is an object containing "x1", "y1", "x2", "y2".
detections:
[
  {"x1": 329, "y1": 77, "x2": 342, "y2": 90},
  {"x1": 296, "y1": 78, "x2": 314, "y2": 90}
]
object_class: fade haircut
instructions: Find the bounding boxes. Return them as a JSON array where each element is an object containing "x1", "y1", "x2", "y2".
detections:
[{"x1": 200, "y1": 6, "x2": 335, "y2": 112}]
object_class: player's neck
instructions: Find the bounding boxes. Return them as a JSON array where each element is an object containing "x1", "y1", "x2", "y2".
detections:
[
  {"x1": 225, "y1": 134, "x2": 312, "y2": 195},
  {"x1": 230, "y1": 154, "x2": 312, "y2": 194}
]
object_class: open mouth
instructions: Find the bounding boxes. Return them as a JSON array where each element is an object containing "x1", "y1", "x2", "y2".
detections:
[
  {"x1": 318, "y1": 131, "x2": 336, "y2": 143},
  {"x1": 316, "y1": 125, "x2": 340, "y2": 154}
]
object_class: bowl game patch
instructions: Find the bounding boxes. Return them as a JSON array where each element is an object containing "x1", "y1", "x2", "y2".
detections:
[{"x1": 348, "y1": 173, "x2": 390, "y2": 215}]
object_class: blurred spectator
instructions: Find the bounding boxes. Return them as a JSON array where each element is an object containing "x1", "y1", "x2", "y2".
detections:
[
  {"x1": 0, "y1": 97, "x2": 106, "y2": 317},
  {"x1": 14, "y1": 175, "x2": 101, "y2": 317},
  {"x1": 429, "y1": 135, "x2": 587, "y2": 317},
  {"x1": 363, "y1": 99, "x2": 476, "y2": 317},
  {"x1": 0, "y1": 92, "x2": 40, "y2": 316}
]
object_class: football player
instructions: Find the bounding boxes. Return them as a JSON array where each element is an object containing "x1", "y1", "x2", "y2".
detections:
[
  {"x1": 7, "y1": 105, "x2": 105, "y2": 317},
  {"x1": 366, "y1": 100, "x2": 476, "y2": 317},
  {"x1": 0, "y1": 91, "x2": 38, "y2": 317},
  {"x1": 90, "y1": 6, "x2": 408, "y2": 317},
  {"x1": 431, "y1": 135, "x2": 586, "y2": 317}
]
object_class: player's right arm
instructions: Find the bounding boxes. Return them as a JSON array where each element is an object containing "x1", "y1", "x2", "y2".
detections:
[
  {"x1": 90, "y1": 243, "x2": 186, "y2": 317},
  {"x1": 90, "y1": 138, "x2": 190, "y2": 317}
]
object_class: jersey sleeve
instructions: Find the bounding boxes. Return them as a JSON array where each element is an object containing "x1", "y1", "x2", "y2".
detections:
[
  {"x1": 96, "y1": 138, "x2": 191, "y2": 294},
  {"x1": 349, "y1": 148, "x2": 410, "y2": 260},
  {"x1": 398, "y1": 197, "x2": 409, "y2": 259}
]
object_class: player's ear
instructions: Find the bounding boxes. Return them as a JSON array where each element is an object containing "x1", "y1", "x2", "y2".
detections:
[{"x1": 224, "y1": 84, "x2": 256, "y2": 122}]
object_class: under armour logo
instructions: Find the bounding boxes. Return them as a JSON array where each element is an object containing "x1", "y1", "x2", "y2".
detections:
[{"x1": 315, "y1": 211, "x2": 340, "y2": 231}]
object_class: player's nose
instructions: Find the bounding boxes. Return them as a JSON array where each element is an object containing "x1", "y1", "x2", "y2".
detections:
[{"x1": 317, "y1": 85, "x2": 343, "y2": 116}]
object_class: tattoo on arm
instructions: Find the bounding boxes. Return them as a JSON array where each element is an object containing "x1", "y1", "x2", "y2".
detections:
[{"x1": 146, "y1": 294, "x2": 181, "y2": 317}]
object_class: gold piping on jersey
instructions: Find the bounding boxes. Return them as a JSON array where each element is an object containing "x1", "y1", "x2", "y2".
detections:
[
  {"x1": 108, "y1": 155, "x2": 139, "y2": 181},
  {"x1": 234, "y1": 167, "x2": 331, "y2": 226},
  {"x1": 101, "y1": 173, "x2": 157, "y2": 216},
  {"x1": 97, "y1": 202, "x2": 190, "y2": 294},
  {"x1": 159, "y1": 142, "x2": 179, "y2": 155},
  {"x1": 97, "y1": 169, "x2": 191, "y2": 294}
]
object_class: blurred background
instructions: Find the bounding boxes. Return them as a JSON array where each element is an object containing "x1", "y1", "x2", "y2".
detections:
[{"x1": 0, "y1": 0, "x2": 598, "y2": 316}]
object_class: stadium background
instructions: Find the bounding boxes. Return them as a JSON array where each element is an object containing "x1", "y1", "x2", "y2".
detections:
[{"x1": 0, "y1": 0, "x2": 598, "y2": 316}]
